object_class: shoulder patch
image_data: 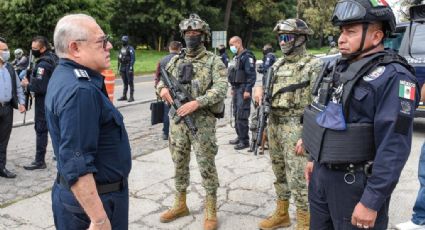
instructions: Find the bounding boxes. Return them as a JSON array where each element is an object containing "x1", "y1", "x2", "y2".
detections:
[
  {"x1": 363, "y1": 66, "x2": 385, "y2": 82},
  {"x1": 36, "y1": 67, "x2": 45, "y2": 79},
  {"x1": 399, "y1": 80, "x2": 416, "y2": 101},
  {"x1": 73, "y1": 69, "x2": 90, "y2": 80}
]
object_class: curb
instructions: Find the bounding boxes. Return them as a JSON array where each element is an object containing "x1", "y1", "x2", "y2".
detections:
[{"x1": 12, "y1": 98, "x2": 157, "y2": 128}]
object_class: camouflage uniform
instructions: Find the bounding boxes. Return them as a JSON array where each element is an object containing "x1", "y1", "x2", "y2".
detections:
[
  {"x1": 157, "y1": 14, "x2": 227, "y2": 230},
  {"x1": 269, "y1": 52, "x2": 322, "y2": 209},
  {"x1": 158, "y1": 49, "x2": 228, "y2": 195},
  {"x1": 258, "y1": 18, "x2": 323, "y2": 230}
]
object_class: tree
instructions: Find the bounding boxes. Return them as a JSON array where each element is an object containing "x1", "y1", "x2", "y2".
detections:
[{"x1": 0, "y1": 0, "x2": 112, "y2": 50}]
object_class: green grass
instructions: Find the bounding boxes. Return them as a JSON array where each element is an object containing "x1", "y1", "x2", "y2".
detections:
[{"x1": 114, "y1": 47, "x2": 331, "y2": 76}]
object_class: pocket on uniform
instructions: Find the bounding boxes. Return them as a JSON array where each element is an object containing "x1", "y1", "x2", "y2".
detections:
[
  {"x1": 59, "y1": 189, "x2": 90, "y2": 226},
  {"x1": 353, "y1": 87, "x2": 368, "y2": 101}
]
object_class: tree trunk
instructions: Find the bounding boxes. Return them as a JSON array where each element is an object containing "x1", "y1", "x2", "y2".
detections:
[
  {"x1": 224, "y1": 0, "x2": 233, "y2": 31},
  {"x1": 245, "y1": 19, "x2": 253, "y2": 48}
]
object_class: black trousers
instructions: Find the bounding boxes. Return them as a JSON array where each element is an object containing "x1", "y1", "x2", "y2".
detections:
[
  {"x1": 232, "y1": 86, "x2": 251, "y2": 144},
  {"x1": 0, "y1": 104, "x2": 13, "y2": 169},
  {"x1": 309, "y1": 162, "x2": 389, "y2": 230},
  {"x1": 34, "y1": 96, "x2": 48, "y2": 163},
  {"x1": 120, "y1": 68, "x2": 134, "y2": 96}
]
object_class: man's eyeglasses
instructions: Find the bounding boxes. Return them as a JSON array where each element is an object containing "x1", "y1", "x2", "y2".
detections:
[
  {"x1": 76, "y1": 34, "x2": 110, "y2": 49},
  {"x1": 278, "y1": 34, "x2": 295, "y2": 43}
]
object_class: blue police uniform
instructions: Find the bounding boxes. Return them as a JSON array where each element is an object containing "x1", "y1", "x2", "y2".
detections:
[
  {"x1": 220, "y1": 52, "x2": 229, "y2": 68},
  {"x1": 118, "y1": 45, "x2": 136, "y2": 98},
  {"x1": 303, "y1": 53, "x2": 419, "y2": 229},
  {"x1": 45, "y1": 59, "x2": 132, "y2": 230},
  {"x1": 258, "y1": 52, "x2": 276, "y2": 85},
  {"x1": 229, "y1": 50, "x2": 256, "y2": 147},
  {"x1": 28, "y1": 51, "x2": 56, "y2": 165}
]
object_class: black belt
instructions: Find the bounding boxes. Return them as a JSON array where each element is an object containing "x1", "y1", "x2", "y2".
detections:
[
  {"x1": 325, "y1": 161, "x2": 373, "y2": 176},
  {"x1": 57, "y1": 174, "x2": 127, "y2": 195},
  {"x1": 0, "y1": 101, "x2": 11, "y2": 107}
]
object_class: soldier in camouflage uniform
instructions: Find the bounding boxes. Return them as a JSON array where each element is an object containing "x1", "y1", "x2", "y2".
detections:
[
  {"x1": 156, "y1": 14, "x2": 227, "y2": 230},
  {"x1": 254, "y1": 19, "x2": 323, "y2": 230}
]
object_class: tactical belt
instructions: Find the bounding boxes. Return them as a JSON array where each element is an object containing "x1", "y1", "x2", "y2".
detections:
[
  {"x1": 57, "y1": 174, "x2": 127, "y2": 195},
  {"x1": 303, "y1": 105, "x2": 375, "y2": 163},
  {"x1": 0, "y1": 101, "x2": 11, "y2": 107},
  {"x1": 324, "y1": 161, "x2": 373, "y2": 177}
]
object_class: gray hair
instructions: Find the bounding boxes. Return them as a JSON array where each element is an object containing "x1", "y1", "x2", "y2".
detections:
[{"x1": 53, "y1": 14, "x2": 96, "y2": 58}]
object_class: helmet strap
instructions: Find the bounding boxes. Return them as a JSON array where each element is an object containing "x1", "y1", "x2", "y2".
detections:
[{"x1": 342, "y1": 23, "x2": 379, "y2": 61}]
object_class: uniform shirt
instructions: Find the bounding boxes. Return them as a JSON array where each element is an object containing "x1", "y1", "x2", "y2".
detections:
[
  {"x1": 29, "y1": 51, "x2": 56, "y2": 96},
  {"x1": 118, "y1": 45, "x2": 136, "y2": 71},
  {"x1": 343, "y1": 62, "x2": 418, "y2": 211},
  {"x1": 220, "y1": 52, "x2": 229, "y2": 68},
  {"x1": 45, "y1": 59, "x2": 132, "y2": 187},
  {"x1": 234, "y1": 49, "x2": 256, "y2": 92},
  {"x1": 155, "y1": 52, "x2": 178, "y2": 87},
  {"x1": 0, "y1": 64, "x2": 25, "y2": 104}
]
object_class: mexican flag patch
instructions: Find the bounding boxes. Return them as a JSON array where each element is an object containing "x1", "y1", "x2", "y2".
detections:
[
  {"x1": 369, "y1": 0, "x2": 389, "y2": 7},
  {"x1": 399, "y1": 80, "x2": 416, "y2": 100}
]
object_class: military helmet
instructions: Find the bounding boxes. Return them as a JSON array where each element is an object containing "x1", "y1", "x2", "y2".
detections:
[
  {"x1": 14, "y1": 48, "x2": 23, "y2": 57},
  {"x1": 179, "y1": 13, "x2": 211, "y2": 40},
  {"x1": 121, "y1": 35, "x2": 129, "y2": 42},
  {"x1": 331, "y1": 0, "x2": 396, "y2": 35},
  {"x1": 273, "y1": 18, "x2": 313, "y2": 35}
]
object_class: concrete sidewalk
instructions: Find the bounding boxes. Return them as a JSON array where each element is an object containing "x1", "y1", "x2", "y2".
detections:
[{"x1": 0, "y1": 122, "x2": 422, "y2": 229}]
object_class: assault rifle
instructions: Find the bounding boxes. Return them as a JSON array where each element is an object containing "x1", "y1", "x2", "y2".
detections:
[
  {"x1": 159, "y1": 67, "x2": 198, "y2": 137},
  {"x1": 23, "y1": 50, "x2": 34, "y2": 124},
  {"x1": 252, "y1": 68, "x2": 274, "y2": 155}
]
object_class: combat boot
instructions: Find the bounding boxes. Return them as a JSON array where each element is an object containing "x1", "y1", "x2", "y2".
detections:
[
  {"x1": 258, "y1": 199, "x2": 291, "y2": 230},
  {"x1": 117, "y1": 95, "x2": 127, "y2": 101},
  {"x1": 295, "y1": 209, "x2": 310, "y2": 230},
  {"x1": 204, "y1": 195, "x2": 218, "y2": 230},
  {"x1": 159, "y1": 192, "x2": 190, "y2": 223},
  {"x1": 128, "y1": 93, "x2": 134, "y2": 102}
]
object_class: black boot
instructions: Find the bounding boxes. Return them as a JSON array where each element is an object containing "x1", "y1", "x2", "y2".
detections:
[
  {"x1": 118, "y1": 95, "x2": 127, "y2": 101},
  {"x1": 23, "y1": 161, "x2": 46, "y2": 170},
  {"x1": 128, "y1": 94, "x2": 134, "y2": 102}
]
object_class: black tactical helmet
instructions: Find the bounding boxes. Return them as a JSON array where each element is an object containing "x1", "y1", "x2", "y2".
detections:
[{"x1": 331, "y1": 0, "x2": 396, "y2": 36}]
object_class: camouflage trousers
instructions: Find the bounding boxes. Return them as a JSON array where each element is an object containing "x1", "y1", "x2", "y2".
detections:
[
  {"x1": 169, "y1": 112, "x2": 219, "y2": 196},
  {"x1": 268, "y1": 114, "x2": 309, "y2": 210}
]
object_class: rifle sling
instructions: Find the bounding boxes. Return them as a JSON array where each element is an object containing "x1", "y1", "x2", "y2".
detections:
[{"x1": 272, "y1": 80, "x2": 310, "y2": 99}]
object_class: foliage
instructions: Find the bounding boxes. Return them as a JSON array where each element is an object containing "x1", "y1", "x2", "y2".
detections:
[{"x1": 0, "y1": 0, "x2": 112, "y2": 50}]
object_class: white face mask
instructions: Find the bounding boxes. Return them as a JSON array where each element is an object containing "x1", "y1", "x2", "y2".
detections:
[{"x1": 0, "y1": 50, "x2": 10, "y2": 62}]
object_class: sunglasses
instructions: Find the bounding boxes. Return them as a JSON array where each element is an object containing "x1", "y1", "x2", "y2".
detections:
[
  {"x1": 278, "y1": 34, "x2": 295, "y2": 43},
  {"x1": 76, "y1": 34, "x2": 110, "y2": 49}
]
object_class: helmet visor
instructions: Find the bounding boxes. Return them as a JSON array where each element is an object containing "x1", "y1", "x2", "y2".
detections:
[{"x1": 332, "y1": 0, "x2": 367, "y2": 25}]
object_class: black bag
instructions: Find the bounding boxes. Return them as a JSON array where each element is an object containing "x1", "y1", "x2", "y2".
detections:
[{"x1": 150, "y1": 101, "x2": 165, "y2": 125}]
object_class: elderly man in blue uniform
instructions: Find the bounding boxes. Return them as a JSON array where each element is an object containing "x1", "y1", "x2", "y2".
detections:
[
  {"x1": 46, "y1": 14, "x2": 132, "y2": 230},
  {"x1": 117, "y1": 35, "x2": 136, "y2": 102},
  {"x1": 22, "y1": 36, "x2": 57, "y2": 170},
  {"x1": 302, "y1": 1, "x2": 419, "y2": 229},
  {"x1": 0, "y1": 37, "x2": 26, "y2": 178},
  {"x1": 228, "y1": 36, "x2": 256, "y2": 150}
]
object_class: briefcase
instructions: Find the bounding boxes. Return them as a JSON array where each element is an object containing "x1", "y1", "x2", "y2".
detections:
[{"x1": 150, "y1": 101, "x2": 164, "y2": 125}]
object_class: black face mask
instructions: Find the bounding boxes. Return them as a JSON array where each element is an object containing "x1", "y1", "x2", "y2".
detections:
[
  {"x1": 32, "y1": 49, "x2": 42, "y2": 58},
  {"x1": 122, "y1": 41, "x2": 128, "y2": 46},
  {"x1": 219, "y1": 48, "x2": 226, "y2": 54},
  {"x1": 184, "y1": 35, "x2": 202, "y2": 49}
]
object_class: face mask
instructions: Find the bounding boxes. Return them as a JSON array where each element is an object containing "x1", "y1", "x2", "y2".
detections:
[
  {"x1": 230, "y1": 46, "x2": 237, "y2": 54},
  {"x1": 32, "y1": 49, "x2": 41, "y2": 58},
  {"x1": 219, "y1": 48, "x2": 226, "y2": 54},
  {"x1": 280, "y1": 40, "x2": 295, "y2": 55},
  {"x1": 122, "y1": 41, "x2": 128, "y2": 46},
  {"x1": 184, "y1": 35, "x2": 202, "y2": 49},
  {"x1": 0, "y1": 50, "x2": 10, "y2": 62}
]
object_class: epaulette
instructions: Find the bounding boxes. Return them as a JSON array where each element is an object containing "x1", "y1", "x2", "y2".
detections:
[{"x1": 73, "y1": 69, "x2": 90, "y2": 80}]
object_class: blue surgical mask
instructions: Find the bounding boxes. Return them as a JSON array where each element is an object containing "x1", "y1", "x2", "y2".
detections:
[
  {"x1": 230, "y1": 46, "x2": 237, "y2": 54},
  {"x1": 0, "y1": 50, "x2": 10, "y2": 62}
]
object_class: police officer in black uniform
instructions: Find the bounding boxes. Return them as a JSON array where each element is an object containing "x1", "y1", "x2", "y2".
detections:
[
  {"x1": 257, "y1": 43, "x2": 276, "y2": 85},
  {"x1": 302, "y1": 1, "x2": 419, "y2": 229},
  {"x1": 47, "y1": 14, "x2": 131, "y2": 229},
  {"x1": 218, "y1": 44, "x2": 229, "y2": 68},
  {"x1": 22, "y1": 36, "x2": 57, "y2": 170},
  {"x1": 117, "y1": 35, "x2": 136, "y2": 102},
  {"x1": 228, "y1": 36, "x2": 256, "y2": 150}
]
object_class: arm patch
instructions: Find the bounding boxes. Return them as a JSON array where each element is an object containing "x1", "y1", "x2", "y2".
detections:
[{"x1": 394, "y1": 114, "x2": 411, "y2": 135}]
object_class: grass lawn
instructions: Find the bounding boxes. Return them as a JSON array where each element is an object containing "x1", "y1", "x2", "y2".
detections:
[{"x1": 114, "y1": 47, "x2": 331, "y2": 76}]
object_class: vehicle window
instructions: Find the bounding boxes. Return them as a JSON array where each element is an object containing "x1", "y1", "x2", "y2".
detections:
[
  {"x1": 384, "y1": 26, "x2": 406, "y2": 52},
  {"x1": 411, "y1": 24, "x2": 425, "y2": 57}
]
